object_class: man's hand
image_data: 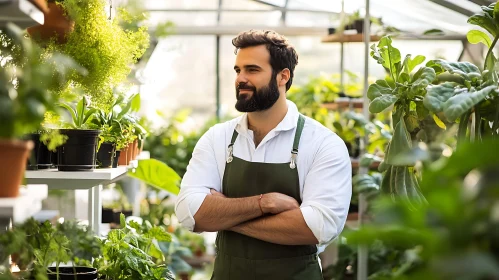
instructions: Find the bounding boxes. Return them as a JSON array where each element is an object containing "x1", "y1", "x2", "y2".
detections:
[{"x1": 260, "y1": 192, "x2": 299, "y2": 214}]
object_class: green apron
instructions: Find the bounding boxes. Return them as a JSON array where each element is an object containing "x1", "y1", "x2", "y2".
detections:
[{"x1": 211, "y1": 114, "x2": 323, "y2": 280}]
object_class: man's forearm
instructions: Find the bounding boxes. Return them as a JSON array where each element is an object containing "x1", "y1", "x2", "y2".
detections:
[
  {"x1": 230, "y1": 208, "x2": 319, "y2": 245},
  {"x1": 193, "y1": 195, "x2": 262, "y2": 232}
]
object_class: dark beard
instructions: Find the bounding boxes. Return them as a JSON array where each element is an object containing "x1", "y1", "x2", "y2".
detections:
[{"x1": 235, "y1": 75, "x2": 280, "y2": 112}]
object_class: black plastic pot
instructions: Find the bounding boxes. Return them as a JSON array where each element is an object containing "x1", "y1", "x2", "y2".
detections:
[
  {"x1": 26, "y1": 133, "x2": 52, "y2": 170},
  {"x1": 354, "y1": 19, "x2": 365, "y2": 33},
  {"x1": 328, "y1": 27, "x2": 336, "y2": 35},
  {"x1": 97, "y1": 142, "x2": 116, "y2": 168},
  {"x1": 57, "y1": 129, "x2": 100, "y2": 171},
  {"x1": 51, "y1": 150, "x2": 58, "y2": 167},
  {"x1": 113, "y1": 210, "x2": 132, "y2": 223},
  {"x1": 102, "y1": 207, "x2": 115, "y2": 223},
  {"x1": 344, "y1": 138, "x2": 361, "y2": 158},
  {"x1": 112, "y1": 150, "x2": 121, "y2": 168},
  {"x1": 47, "y1": 267, "x2": 97, "y2": 280}
]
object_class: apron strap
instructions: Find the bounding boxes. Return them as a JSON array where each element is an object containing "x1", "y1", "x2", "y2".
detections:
[
  {"x1": 226, "y1": 114, "x2": 306, "y2": 166},
  {"x1": 226, "y1": 129, "x2": 239, "y2": 163},
  {"x1": 290, "y1": 114, "x2": 306, "y2": 169}
]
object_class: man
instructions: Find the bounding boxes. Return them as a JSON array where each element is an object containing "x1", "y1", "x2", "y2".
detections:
[{"x1": 175, "y1": 30, "x2": 352, "y2": 279}]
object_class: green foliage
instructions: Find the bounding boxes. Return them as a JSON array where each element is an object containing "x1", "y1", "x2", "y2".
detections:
[
  {"x1": 58, "y1": 96, "x2": 98, "y2": 129},
  {"x1": 144, "y1": 109, "x2": 218, "y2": 177},
  {"x1": 0, "y1": 23, "x2": 82, "y2": 139},
  {"x1": 39, "y1": 129, "x2": 68, "y2": 152},
  {"x1": 289, "y1": 74, "x2": 391, "y2": 157},
  {"x1": 347, "y1": 138, "x2": 499, "y2": 280},
  {"x1": 45, "y1": 0, "x2": 150, "y2": 109},
  {"x1": 95, "y1": 214, "x2": 175, "y2": 280},
  {"x1": 128, "y1": 159, "x2": 181, "y2": 195}
]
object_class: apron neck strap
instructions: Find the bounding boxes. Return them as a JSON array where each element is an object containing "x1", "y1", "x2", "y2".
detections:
[{"x1": 292, "y1": 114, "x2": 306, "y2": 154}]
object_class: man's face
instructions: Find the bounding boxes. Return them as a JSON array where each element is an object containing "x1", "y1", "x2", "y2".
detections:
[{"x1": 234, "y1": 45, "x2": 280, "y2": 112}]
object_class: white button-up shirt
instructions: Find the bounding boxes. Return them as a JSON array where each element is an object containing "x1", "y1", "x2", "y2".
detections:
[{"x1": 175, "y1": 100, "x2": 352, "y2": 250}]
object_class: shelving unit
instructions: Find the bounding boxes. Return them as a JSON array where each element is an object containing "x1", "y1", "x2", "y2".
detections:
[
  {"x1": 322, "y1": 97, "x2": 364, "y2": 110},
  {"x1": 0, "y1": 185, "x2": 48, "y2": 229},
  {"x1": 25, "y1": 162, "x2": 137, "y2": 232}
]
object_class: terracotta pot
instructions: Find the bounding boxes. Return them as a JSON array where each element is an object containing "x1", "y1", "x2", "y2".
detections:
[
  {"x1": 0, "y1": 139, "x2": 34, "y2": 197},
  {"x1": 118, "y1": 146, "x2": 128, "y2": 166},
  {"x1": 126, "y1": 143, "x2": 133, "y2": 162},
  {"x1": 27, "y1": 2, "x2": 74, "y2": 44},
  {"x1": 132, "y1": 139, "x2": 138, "y2": 160}
]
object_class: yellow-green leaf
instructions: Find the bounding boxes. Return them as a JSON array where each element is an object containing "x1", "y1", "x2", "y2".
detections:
[
  {"x1": 432, "y1": 114, "x2": 447, "y2": 130},
  {"x1": 467, "y1": 30, "x2": 492, "y2": 47}
]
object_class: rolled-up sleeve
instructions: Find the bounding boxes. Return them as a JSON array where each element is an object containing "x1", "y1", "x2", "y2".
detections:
[
  {"x1": 175, "y1": 127, "x2": 221, "y2": 232},
  {"x1": 300, "y1": 134, "x2": 352, "y2": 246}
]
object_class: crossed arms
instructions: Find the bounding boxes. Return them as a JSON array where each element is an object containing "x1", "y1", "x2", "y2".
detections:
[{"x1": 193, "y1": 189, "x2": 318, "y2": 246}]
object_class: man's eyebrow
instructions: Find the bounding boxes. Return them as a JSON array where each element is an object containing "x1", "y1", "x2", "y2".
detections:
[{"x1": 234, "y1": 64, "x2": 263, "y2": 70}]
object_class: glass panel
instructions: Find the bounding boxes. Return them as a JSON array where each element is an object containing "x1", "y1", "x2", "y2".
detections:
[
  {"x1": 143, "y1": 0, "x2": 218, "y2": 10},
  {"x1": 148, "y1": 12, "x2": 218, "y2": 26},
  {"x1": 285, "y1": 12, "x2": 332, "y2": 27},
  {"x1": 220, "y1": 11, "x2": 282, "y2": 26},
  {"x1": 221, "y1": 0, "x2": 274, "y2": 10},
  {"x1": 256, "y1": 0, "x2": 287, "y2": 7},
  {"x1": 139, "y1": 35, "x2": 216, "y2": 125}
]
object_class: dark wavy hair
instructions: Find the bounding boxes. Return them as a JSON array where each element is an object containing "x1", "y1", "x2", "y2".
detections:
[{"x1": 232, "y1": 30, "x2": 299, "y2": 91}]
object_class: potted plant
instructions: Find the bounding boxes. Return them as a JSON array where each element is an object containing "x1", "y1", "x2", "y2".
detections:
[
  {"x1": 39, "y1": 0, "x2": 150, "y2": 110},
  {"x1": 57, "y1": 96, "x2": 100, "y2": 171},
  {"x1": 94, "y1": 214, "x2": 175, "y2": 280},
  {"x1": 0, "y1": 23, "x2": 78, "y2": 197},
  {"x1": 0, "y1": 218, "x2": 99, "y2": 279}
]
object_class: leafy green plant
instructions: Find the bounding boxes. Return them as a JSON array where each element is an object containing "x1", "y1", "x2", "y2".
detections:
[
  {"x1": 367, "y1": 36, "x2": 439, "y2": 205},
  {"x1": 128, "y1": 159, "x2": 181, "y2": 195},
  {"x1": 424, "y1": 2, "x2": 499, "y2": 142},
  {"x1": 58, "y1": 96, "x2": 98, "y2": 129},
  {"x1": 0, "y1": 23, "x2": 83, "y2": 139},
  {"x1": 94, "y1": 214, "x2": 175, "y2": 280},
  {"x1": 0, "y1": 218, "x2": 97, "y2": 280},
  {"x1": 347, "y1": 138, "x2": 499, "y2": 280},
  {"x1": 45, "y1": 0, "x2": 150, "y2": 109}
]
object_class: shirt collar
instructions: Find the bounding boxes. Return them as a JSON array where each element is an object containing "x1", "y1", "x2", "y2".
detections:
[{"x1": 236, "y1": 99, "x2": 299, "y2": 134}]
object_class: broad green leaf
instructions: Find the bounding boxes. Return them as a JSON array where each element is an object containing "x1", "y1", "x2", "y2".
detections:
[
  {"x1": 399, "y1": 73, "x2": 411, "y2": 84},
  {"x1": 433, "y1": 114, "x2": 447, "y2": 129},
  {"x1": 443, "y1": 85, "x2": 497, "y2": 121},
  {"x1": 59, "y1": 103, "x2": 77, "y2": 126},
  {"x1": 427, "y1": 59, "x2": 480, "y2": 81},
  {"x1": 352, "y1": 174, "x2": 380, "y2": 193},
  {"x1": 371, "y1": 36, "x2": 401, "y2": 77},
  {"x1": 467, "y1": 30, "x2": 492, "y2": 47},
  {"x1": 424, "y1": 82, "x2": 460, "y2": 113},
  {"x1": 369, "y1": 95, "x2": 399, "y2": 113},
  {"x1": 386, "y1": 118, "x2": 412, "y2": 166},
  {"x1": 359, "y1": 153, "x2": 383, "y2": 168},
  {"x1": 367, "y1": 81, "x2": 393, "y2": 100},
  {"x1": 120, "y1": 213, "x2": 126, "y2": 228},
  {"x1": 76, "y1": 98, "x2": 85, "y2": 127},
  {"x1": 390, "y1": 146, "x2": 429, "y2": 166},
  {"x1": 146, "y1": 226, "x2": 172, "y2": 242},
  {"x1": 402, "y1": 54, "x2": 426, "y2": 75},
  {"x1": 131, "y1": 93, "x2": 141, "y2": 112},
  {"x1": 468, "y1": 14, "x2": 498, "y2": 38},
  {"x1": 83, "y1": 108, "x2": 97, "y2": 125},
  {"x1": 416, "y1": 101, "x2": 429, "y2": 121},
  {"x1": 423, "y1": 29, "x2": 444, "y2": 35},
  {"x1": 128, "y1": 159, "x2": 181, "y2": 195},
  {"x1": 410, "y1": 67, "x2": 436, "y2": 94},
  {"x1": 117, "y1": 98, "x2": 133, "y2": 119},
  {"x1": 494, "y1": 2, "x2": 499, "y2": 25}
]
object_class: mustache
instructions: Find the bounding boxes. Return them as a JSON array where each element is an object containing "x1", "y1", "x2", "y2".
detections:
[{"x1": 236, "y1": 83, "x2": 256, "y2": 91}]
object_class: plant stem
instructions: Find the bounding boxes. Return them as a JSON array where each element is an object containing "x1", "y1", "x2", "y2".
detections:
[
  {"x1": 492, "y1": 100, "x2": 499, "y2": 136},
  {"x1": 475, "y1": 110, "x2": 481, "y2": 142},
  {"x1": 484, "y1": 35, "x2": 499, "y2": 70},
  {"x1": 457, "y1": 111, "x2": 471, "y2": 146}
]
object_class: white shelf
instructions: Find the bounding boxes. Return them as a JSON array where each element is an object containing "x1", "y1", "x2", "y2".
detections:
[
  {"x1": 25, "y1": 167, "x2": 129, "y2": 189},
  {"x1": 0, "y1": 185, "x2": 48, "y2": 223}
]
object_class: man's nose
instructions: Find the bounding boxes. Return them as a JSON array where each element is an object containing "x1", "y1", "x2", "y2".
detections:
[{"x1": 236, "y1": 73, "x2": 248, "y2": 84}]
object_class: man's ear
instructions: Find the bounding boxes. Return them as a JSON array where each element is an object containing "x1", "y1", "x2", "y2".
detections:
[{"x1": 278, "y1": 68, "x2": 290, "y2": 87}]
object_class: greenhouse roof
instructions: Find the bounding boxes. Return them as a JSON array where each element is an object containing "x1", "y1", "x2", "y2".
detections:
[{"x1": 143, "y1": 0, "x2": 493, "y2": 36}]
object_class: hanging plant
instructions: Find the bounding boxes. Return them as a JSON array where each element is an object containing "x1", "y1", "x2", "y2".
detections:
[{"x1": 44, "y1": 0, "x2": 150, "y2": 109}]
